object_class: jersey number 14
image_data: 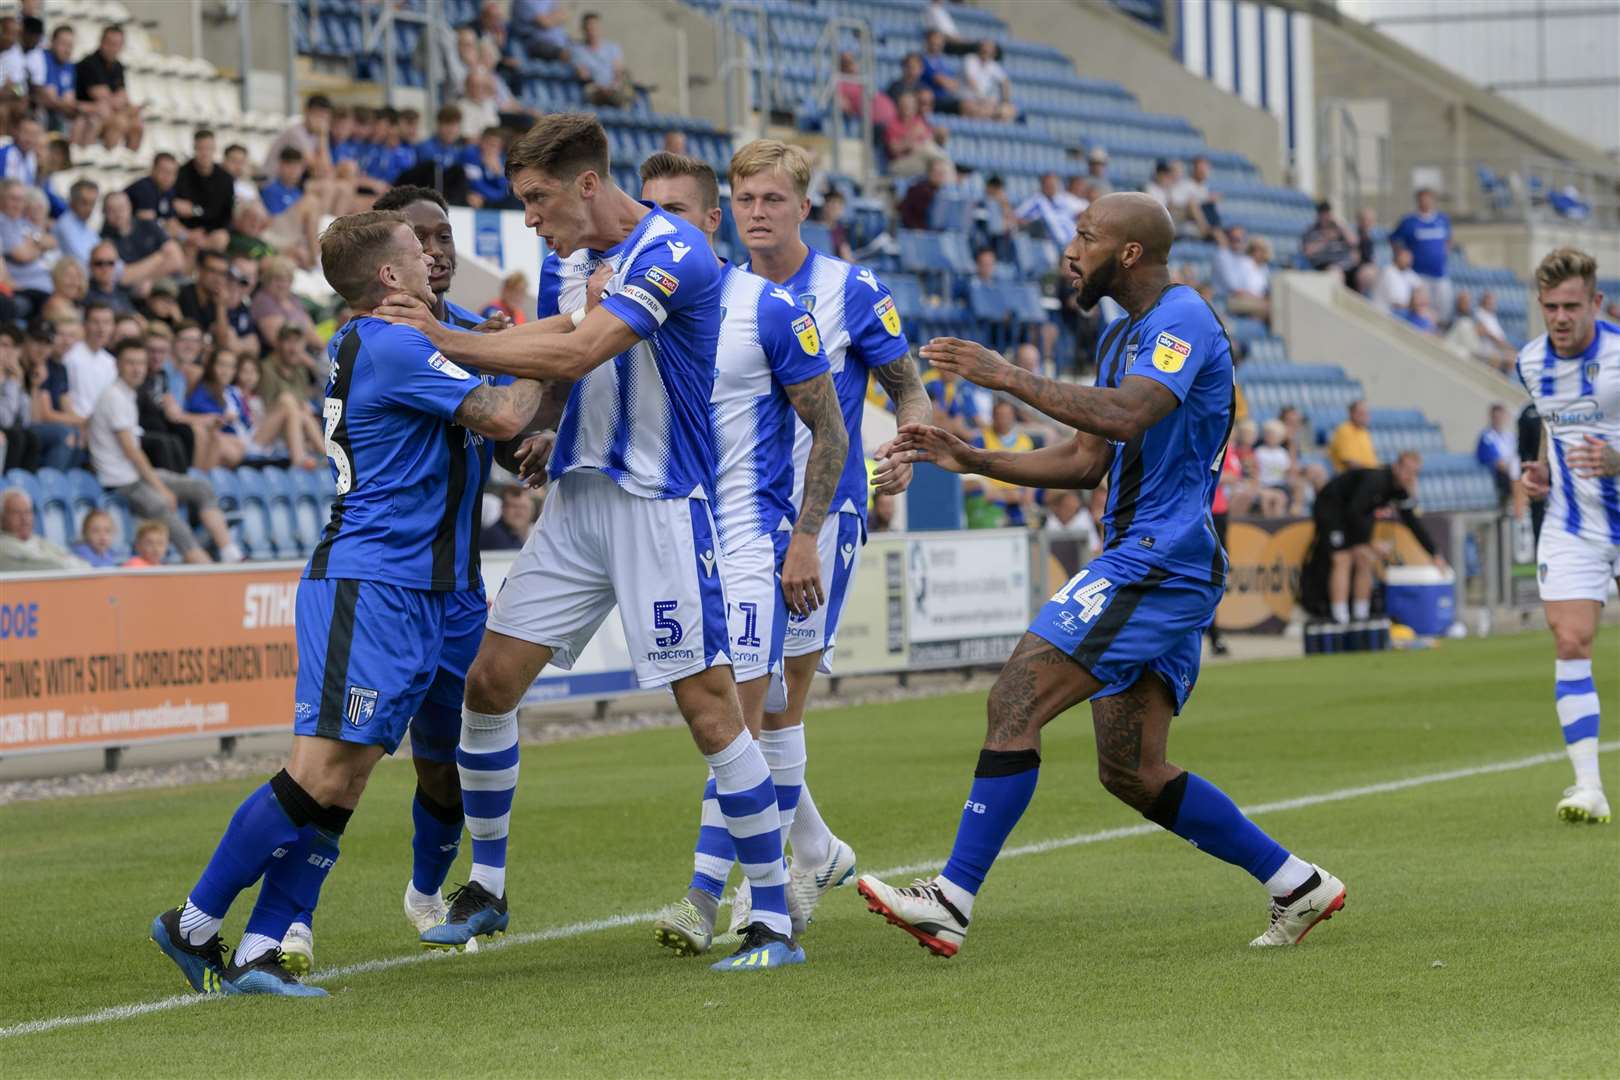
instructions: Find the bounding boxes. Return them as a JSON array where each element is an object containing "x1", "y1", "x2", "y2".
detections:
[{"x1": 1052, "y1": 570, "x2": 1112, "y2": 623}]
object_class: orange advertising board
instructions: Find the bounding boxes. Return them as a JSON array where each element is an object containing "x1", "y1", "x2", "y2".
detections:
[{"x1": 0, "y1": 565, "x2": 302, "y2": 755}]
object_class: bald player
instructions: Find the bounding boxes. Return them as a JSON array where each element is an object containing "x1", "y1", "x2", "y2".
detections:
[{"x1": 857, "y1": 193, "x2": 1346, "y2": 955}]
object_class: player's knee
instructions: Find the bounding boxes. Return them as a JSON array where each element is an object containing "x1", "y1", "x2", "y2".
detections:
[
  {"x1": 463, "y1": 655, "x2": 522, "y2": 714},
  {"x1": 1096, "y1": 758, "x2": 1153, "y2": 811},
  {"x1": 413, "y1": 757, "x2": 460, "y2": 805},
  {"x1": 1552, "y1": 627, "x2": 1593, "y2": 660}
]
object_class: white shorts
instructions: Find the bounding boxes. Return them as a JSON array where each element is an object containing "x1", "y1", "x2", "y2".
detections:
[
  {"x1": 488, "y1": 469, "x2": 732, "y2": 688},
  {"x1": 723, "y1": 529, "x2": 790, "y2": 705},
  {"x1": 1537, "y1": 526, "x2": 1620, "y2": 604},
  {"x1": 782, "y1": 510, "x2": 863, "y2": 673}
]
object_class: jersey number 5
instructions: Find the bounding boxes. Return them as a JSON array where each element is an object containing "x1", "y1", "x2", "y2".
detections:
[
  {"x1": 323, "y1": 398, "x2": 352, "y2": 495},
  {"x1": 1052, "y1": 569, "x2": 1112, "y2": 624}
]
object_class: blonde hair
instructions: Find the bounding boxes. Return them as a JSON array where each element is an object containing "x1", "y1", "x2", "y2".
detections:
[
  {"x1": 728, "y1": 139, "x2": 812, "y2": 198},
  {"x1": 1534, "y1": 247, "x2": 1597, "y2": 297},
  {"x1": 1261, "y1": 418, "x2": 1286, "y2": 442},
  {"x1": 318, "y1": 210, "x2": 409, "y2": 305},
  {"x1": 260, "y1": 254, "x2": 296, "y2": 283}
]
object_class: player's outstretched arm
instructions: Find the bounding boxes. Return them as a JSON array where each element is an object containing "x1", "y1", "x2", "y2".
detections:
[
  {"x1": 377, "y1": 293, "x2": 640, "y2": 381},
  {"x1": 453, "y1": 378, "x2": 546, "y2": 441},
  {"x1": 920, "y1": 337, "x2": 1178, "y2": 441},
  {"x1": 892, "y1": 423, "x2": 1113, "y2": 490}
]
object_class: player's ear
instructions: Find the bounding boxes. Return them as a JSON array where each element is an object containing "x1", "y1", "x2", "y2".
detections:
[
  {"x1": 1119, "y1": 241, "x2": 1142, "y2": 271},
  {"x1": 577, "y1": 169, "x2": 599, "y2": 200},
  {"x1": 798, "y1": 197, "x2": 811, "y2": 224},
  {"x1": 705, "y1": 207, "x2": 723, "y2": 235}
]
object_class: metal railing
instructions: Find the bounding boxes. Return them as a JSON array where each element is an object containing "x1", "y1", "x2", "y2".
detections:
[
  {"x1": 809, "y1": 17, "x2": 875, "y2": 183},
  {"x1": 717, "y1": 1, "x2": 770, "y2": 135},
  {"x1": 1458, "y1": 153, "x2": 1620, "y2": 228}
]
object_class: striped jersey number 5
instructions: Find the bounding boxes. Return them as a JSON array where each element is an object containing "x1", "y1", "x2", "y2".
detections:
[
  {"x1": 1052, "y1": 570, "x2": 1112, "y2": 623},
  {"x1": 323, "y1": 398, "x2": 352, "y2": 494}
]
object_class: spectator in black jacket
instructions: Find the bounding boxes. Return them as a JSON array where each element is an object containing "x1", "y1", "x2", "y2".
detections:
[
  {"x1": 1306, "y1": 451, "x2": 1444, "y2": 624},
  {"x1": 75, "y1": 23, "x2": 142, "y2": 150},
  {"x1": 173, "y1": 129, "x2": 234, "y2": 251}
]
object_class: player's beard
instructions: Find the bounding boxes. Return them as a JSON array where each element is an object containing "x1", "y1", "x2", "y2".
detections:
[{"x1": 1077, "y1": 250, "x2": 1120, "y2": 310}]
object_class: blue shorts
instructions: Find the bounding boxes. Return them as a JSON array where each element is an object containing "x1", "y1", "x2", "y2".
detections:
[
  {"x1": 1027, "y1": 550, "x2": 1220, "y2": 715},
  {"x1": 408, "y1": 588, "x2": 488, "y2": 763},
  {"x1": 293, "y1": 578, "x2": 447, "y2": 754}
]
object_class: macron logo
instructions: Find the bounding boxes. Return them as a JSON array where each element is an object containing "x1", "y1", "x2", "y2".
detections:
[
  {"x1": 857, "y1": 268, "x2": 879, "y2": 292},
  {"x1": 769, "y1": 286, "x2": 795, "y2": 306},
  {"x1": 666, "y1": 240, "x2": 691, "y2": 263},
  {"x1": 700, "y1": 548, "x2": 716, "y2": 577},
  {"x1": 840, "y1": 542, "x2": 855, "y2": 568}
]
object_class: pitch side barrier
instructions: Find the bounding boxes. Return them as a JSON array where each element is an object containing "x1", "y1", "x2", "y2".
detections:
[
  {"x1": 0, "y1": 515, "x2": 1516, "y2": 763},
  {"x1": 0, "y1": 529, "x2": 1042, "y2": 763}
]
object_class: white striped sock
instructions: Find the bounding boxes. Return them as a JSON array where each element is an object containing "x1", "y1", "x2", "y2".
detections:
[{"x1": 178, "y1": 899, "x2": 221, "y2": 946}]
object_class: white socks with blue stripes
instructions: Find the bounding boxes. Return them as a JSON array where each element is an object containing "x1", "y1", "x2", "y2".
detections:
[
  {"x1": 704, "y1": 730, "x2": 791, "y2": 936},
  {"x1": 458, "y1": 707, "x2": 521, "y2": 899},
  {"x1": 1555, "y1": 659, "x2": 1603, "y2": 791}
]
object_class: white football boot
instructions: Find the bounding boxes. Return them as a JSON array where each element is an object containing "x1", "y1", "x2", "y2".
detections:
[
  {"x1": 856, "y1": 874, "x2": 968, "y2": 958},
  {"x1": 404, "y1": 881, "x2": 450, "y2": 934},
  {"x1": 1556, "y1": 786, "x2": 1611, "y2": 824},
  {"x1": 789, "y1": 837, "x2": 857, "y2": 924},
  {"x1": 279, "y1": 921, "x2": 314, "y2": 976},
  {"x1": 1250, "y1": 866, "x2": 1346, "y2": 947}
]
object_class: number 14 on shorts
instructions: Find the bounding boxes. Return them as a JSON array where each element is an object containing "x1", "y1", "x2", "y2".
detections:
[{"x1": 1052, "y1": 569, "x2": 1113, "y2": 623}]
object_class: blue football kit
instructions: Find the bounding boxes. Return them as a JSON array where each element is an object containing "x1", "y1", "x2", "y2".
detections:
[{"x1": 1027, "y1": 283, "x2": 1235, "y2": 713}]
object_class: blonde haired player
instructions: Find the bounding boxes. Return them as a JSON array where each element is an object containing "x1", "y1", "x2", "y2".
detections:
[{"x1": 1519, "y1": 248, "x2": 1618, "y2": 824}]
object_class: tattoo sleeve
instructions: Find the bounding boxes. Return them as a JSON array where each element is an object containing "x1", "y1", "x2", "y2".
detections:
[
  {"x1": 999, "y1": 368, "x2": 1175, "y2": 442},
  {"x1": 783, "y1": 372, "x2": 849, "y2": 537},
  {"x1": 872, "y1": 357, "x2": 931, "y2": 429},
  {"x1": 454, "y1": 377, "x2": 544, "y2": 443}
]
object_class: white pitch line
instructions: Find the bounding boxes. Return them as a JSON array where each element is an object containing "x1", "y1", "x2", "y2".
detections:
[{"x1": 3, "y1": 741, "x2": 1612, "y2": 1042}]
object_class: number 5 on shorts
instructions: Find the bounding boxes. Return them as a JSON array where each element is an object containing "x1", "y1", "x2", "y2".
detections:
[{"x1": 1052, "y1": 569, "x2": 1113, "y2": 623}]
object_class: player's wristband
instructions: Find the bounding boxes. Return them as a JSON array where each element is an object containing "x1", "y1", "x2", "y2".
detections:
[{"x1": 571, "y1": 307, "x2": 586, "y2": 328}]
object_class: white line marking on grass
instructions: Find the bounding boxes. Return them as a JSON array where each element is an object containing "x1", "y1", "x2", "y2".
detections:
[{"x1": 4, "y1": 742, "x2": 1612, "y2": 1041}]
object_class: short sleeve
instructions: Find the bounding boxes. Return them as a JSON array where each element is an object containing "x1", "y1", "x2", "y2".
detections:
[
  {"x1": 756, "y1": 286, "x2": 829, "y2": 388},
  {"x1": 1124, "y1": 301, "x2": 1218, "y2": 402},
  {"x1": 841, "y1": 265, "x2": 911, "y2": 367},
  {"x1": 369, "y1": 324, "x2": 480, "y2": 421},
  {"x1": 600, "y1": 221, "x2": 715, "y2": 340}
]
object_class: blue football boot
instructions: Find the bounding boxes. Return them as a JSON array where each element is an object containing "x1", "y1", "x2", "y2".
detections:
[
  {"x1": 420, "y1": 882, "x2": 509, "y2": 951},
  {"x1": 150, "y1": 907, "x2": 235, "y2": 995},
  {"x1": 224, "y1": 949, "x2": 328, "y2": 997},
  {"x1": 709, "y1": 922, "x2": 805, "y2": 972}
]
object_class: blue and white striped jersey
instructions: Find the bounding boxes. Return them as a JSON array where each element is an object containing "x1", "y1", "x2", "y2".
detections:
[
  {"x1": 536, "y1": 207, "x2": 723, "y2": 500},
  {"x1": 742, "y1": 247, "x2": 911, "y2": 522},
  {"x1": 710, "y1": 263, "x2": 830, "y2": 555},
  {"x1": 1517, "y1": 321, "x2": 1620, "y2": 545}
]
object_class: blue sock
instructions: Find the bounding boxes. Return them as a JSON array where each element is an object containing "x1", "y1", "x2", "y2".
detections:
[
  {"x1": 940, "y1": 749, "x2": 1042, "y2": 895},
  {"x1": 410, "y1": 786, "x2": 464, "y2": 897},
  {"x1": 243, "y1": 821, "x2": 343, "y2": 946},
  {"x1": 690, "y1": 775, "x2": 734, "y2": 899},
  {"x1": 1147, "y1": 772, "x2": 1290, "y2": 883},
  {"x1": 188, "y1": 772, "x2": 309, "y2": 918}
]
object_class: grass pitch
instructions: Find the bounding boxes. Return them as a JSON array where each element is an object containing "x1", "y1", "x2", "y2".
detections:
[{"x1": 2, "y1": 633, "x2": 1617, "y2": 1078}]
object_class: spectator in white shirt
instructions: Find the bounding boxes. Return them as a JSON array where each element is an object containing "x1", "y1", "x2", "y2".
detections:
[
  {"x1": 0, "y1": 487, "x2": 88, "y2": 571},
  {"x1": 1143, "y1": 160, "x2": 1173, "y2": 207},
  {"x1": 923, "y1": 0, "x2": 977, "y2": 54},
  {"x1": 1213, "y1": 226, "x2": 1270, "y2": 320},
  {"x1": 961, "y1": 39, "x2": 1016, "y2": 122},
  {"x1": 1372, "y1": 246, "x2": 1419, "y2": 313},
  {"x1": 1168, "y1": 156, "x2": 1217, "y2": 237},
  {"x1": 1016, "y1": 172, "x2": 1084, "y2": 247},
  {"x1": 88, "y1": 336, "x2": 239, "y2": 564},
  {"x1": 573, "y1": 12, "x2": 632, "y2": 108},
  {"x1": 64, "y1": 300, "x2": 117, "y2": 417},
  {"x1": 1474, "y1": 290, "x2": 1513, "y2": 352},
  {"x1": 0, "y1": 15, "x2": 28, "y2": 95},
  {"x1": 1043, "y1": 488, "x2": 1100, "y2": 576},
  {"x1": 1446, "y1": 290, "x2": 1515, "y2": 373}
]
